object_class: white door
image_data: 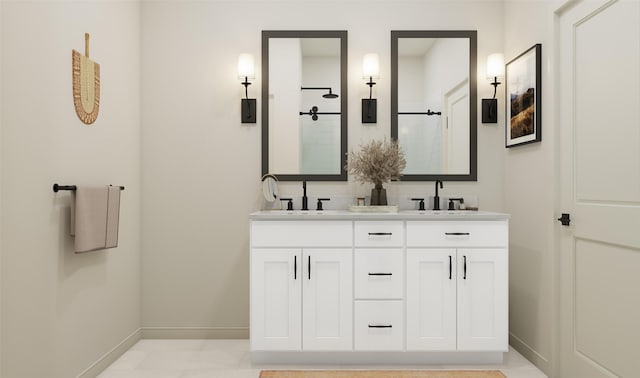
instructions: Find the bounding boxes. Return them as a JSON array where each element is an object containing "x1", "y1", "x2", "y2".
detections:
[
  {"x1": 406, "y1": 249, "x2": 457, "y2": 351},
  {"x1": 250, "y1": 249, "x2": 302, "y2": 351},
  {"x1": 558, "y1": 0, "x2": 640, "y2": 376},
  {"x1": 443, "y1": 79, "x2": 470, "y2": 174},
  {"x1": 302, "y1": 249, "x2": 353, "y2": 350},
  {"x1": 457, "y1": 249, "x2": 508, "y2": 351}
]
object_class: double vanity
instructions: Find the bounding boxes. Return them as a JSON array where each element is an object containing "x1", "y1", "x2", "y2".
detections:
[
  {"x1": 249, "y1": 210, "x2": 509, "y2": 364},
  {"x1": 255, "y1": 28, "x2": 503, "y2": 365}
]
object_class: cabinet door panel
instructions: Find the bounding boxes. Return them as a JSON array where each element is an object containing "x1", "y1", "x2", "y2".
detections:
[
  {"x1": 303, "y1": 249, "x2": 353, "y2": 350},
  {"x1": 457, "y1": 249, "x2": 508, "y2": 351},
  {"x1": 251, "y1": 249, "x2": 301, "y2": 351},
  {"x1": 406, "y1": 249, "x2": 457, "y2": 351}
]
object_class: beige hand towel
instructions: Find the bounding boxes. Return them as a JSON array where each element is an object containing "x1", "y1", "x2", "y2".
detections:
[{"x1": 72, "y1": 185, "x2": 121, "y2": 253}]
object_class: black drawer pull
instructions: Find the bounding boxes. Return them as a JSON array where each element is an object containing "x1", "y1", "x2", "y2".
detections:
[
  {"x1": 368, "y1": 273, "x2": 392, "y2": 276},
  {"x1": 445, "y1": 232, "x2": 470, "y2": 236},
  {"x1": 294, "y1": 256, "x2": 297, "y2": 280},
  {"x1": 463, "y1": 255, "x2": 467, "y2": 280},
  {"x1": 368, "y1": 324, "x2": 392, "y2": 328},
  {"x1": 368, "y1": 232, "x2": 392, "y2": 236}
]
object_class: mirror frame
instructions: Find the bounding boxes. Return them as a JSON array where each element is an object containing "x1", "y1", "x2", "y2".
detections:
[
  {"x1": 261, "y1": 30, "x2": 348, "y2": 181},
  {"x1": 391, "y1": 30, "x2": 477, "y2": 181}
]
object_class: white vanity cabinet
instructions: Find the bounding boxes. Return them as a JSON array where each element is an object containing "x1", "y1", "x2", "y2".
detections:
[
  {"x1": 250, "y1": 221, "x2": 353, "y2": 352},
  {"x1": 250, "y1": 212, "x2": 509, "y2": 364},
  {"x1": 406, "y1": 221, "x2": 509, "y2": 352}
]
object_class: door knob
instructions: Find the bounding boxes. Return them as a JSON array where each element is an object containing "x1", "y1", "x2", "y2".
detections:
[{"x1": 557, "y1": 213, "x2": 571, "y2": 226}]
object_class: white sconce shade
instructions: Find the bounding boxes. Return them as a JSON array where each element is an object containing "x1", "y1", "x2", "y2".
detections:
[
  {"x1": 362, "y1": 53, "x2": 380, "y2": 79},
  {"x1": 486, "y1": 53, "x2": 504, "y2": 79},
  {"x1": 238, "y1": 53, "x2": 255, "y2": 80}
]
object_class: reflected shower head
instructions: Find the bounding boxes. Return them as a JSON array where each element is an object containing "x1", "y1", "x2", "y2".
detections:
[
  {"x1": 301, "y1": 87, "x2": 339, "y2": 99},
  {"x1": 322, "y1": 89, "x2": 339, "y2": 99}
]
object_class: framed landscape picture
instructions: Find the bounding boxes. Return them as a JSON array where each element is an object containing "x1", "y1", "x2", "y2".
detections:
[{"x1": 506, "y1": 44, "x2": 541, "y2": 147}]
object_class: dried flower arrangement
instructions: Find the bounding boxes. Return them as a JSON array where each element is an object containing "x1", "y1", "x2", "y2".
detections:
[{"x1": 345, "y1": 139, "x2": 406, "y2": 205}]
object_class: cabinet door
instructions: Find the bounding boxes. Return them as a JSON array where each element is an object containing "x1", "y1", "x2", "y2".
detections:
[
  {"x1": 251, "y1": 249, "x2": 301, "y2": 351},
  {"x1": 457, "y1": 249, "x2": 508, "y2": 351},
  {"x1": 302, "y1": 249, "x2": 353, "y2": 350},
  {"x1": 406, "y1": 249, "x2": 457, "y2": 351}
]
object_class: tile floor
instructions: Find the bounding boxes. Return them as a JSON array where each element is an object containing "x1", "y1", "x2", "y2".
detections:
[{"x1": 98, "y1": 340, "x2": 548, "y2": 378}]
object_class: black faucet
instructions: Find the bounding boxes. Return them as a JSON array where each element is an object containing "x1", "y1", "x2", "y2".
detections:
[
  {"x1": 448, "y1": 197, "x2": 464, "y2": 210},
  {"x1": 316, "y1": 198, "x2": 330, "y2": 211},
  {"x1": 433, "y1": 180, "x2": 444, "y2": 210},
  {"x1": 280, "y1": 198, "x2": 294, "y2": 211},
  {"x1": 411, "y1": 198, "x2": 426, "y2": 211},
  {"x1": 301, "y1": 181, "x2": 309, "y2": 211}
]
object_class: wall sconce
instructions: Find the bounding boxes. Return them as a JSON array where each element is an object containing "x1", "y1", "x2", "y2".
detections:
[
  {"x1": 362, "y1": 53, "x2": 379, "y2": 123},
  {"x1": 482, "y1": 53, "x2": 504, "y2": 123},
  {"x1": 238, "y1": 53, "x2": 256, "y2": 123}
]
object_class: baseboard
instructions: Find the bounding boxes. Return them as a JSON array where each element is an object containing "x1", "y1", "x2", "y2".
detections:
[
  {"x1": 142, "y1": 326, "x2": 249, "y2": 339},
  {"x1": 509, "y1": 332, "x2": 550, "y2": 375},
  {"x1": 252, "y1": 351, "x2": 504, "y2": 365},
  {"x1": 76, "y1": 327, "x2": 142, "y2": 378}
]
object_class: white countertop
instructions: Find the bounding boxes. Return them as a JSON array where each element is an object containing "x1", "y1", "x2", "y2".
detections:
[{"x1": 250, "y1": 209, "x2": 510, "y2": 221}]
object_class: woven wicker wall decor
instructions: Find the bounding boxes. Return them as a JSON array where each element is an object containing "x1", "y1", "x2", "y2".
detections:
[{"x1": 72, "y1": 33, "x2": 100, "y2": 125}]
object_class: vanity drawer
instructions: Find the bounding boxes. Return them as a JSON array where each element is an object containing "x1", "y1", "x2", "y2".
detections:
[
  {"x1": 406, "y1": 221, "x2": 508, "y2": 248},
  {"x1": 354, "y1": 300, "x2": 404, "y2": 351},
  {"x1": 251, "y1": 221, "x2": 352, "y2": 247},
  {"x1": 355, "y1": 249, "x2": 404, "y2": 299},
  {"x1": 354, "y1": 221, "x2": 404, "y2": 247}
]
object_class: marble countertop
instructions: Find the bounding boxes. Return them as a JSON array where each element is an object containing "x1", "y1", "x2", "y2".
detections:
[{"x1": 250, "y1": 209, "x2": 510, "y2": 221}]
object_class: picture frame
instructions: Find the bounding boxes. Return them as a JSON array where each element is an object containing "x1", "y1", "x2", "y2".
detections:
[{"x1": 505, "y1": 44, "x2": 541, "y2": 147}]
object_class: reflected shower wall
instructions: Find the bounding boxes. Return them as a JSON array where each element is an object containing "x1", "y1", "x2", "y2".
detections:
[
  {"x1": 399, "y1": 115, "x2": 442, "y2": 174},
  {"x1": 300, "y1": 116, "x2": 340, "y2": 174},
  {"x1": 300, "y1": 55, "x2": 340, "y2": 174}
]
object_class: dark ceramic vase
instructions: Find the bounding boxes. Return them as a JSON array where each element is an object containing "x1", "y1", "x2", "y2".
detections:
[{"x1": 370, "y1": 183, "x2": 388, "y2": 206}]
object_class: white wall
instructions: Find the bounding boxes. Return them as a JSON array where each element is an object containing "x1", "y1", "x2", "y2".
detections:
[
  {"x1": 503, "y1": 1, "x2": 557, "y2": 376},
  {"x1": 141, "y1": 0, "x2": 505, "y2": 337},
  {"x1": 0, "y1": 1, "x2": 142, "y2": 377},
  {"x1": 0, "y1": 1, "x2": 3, "y2": 373}
]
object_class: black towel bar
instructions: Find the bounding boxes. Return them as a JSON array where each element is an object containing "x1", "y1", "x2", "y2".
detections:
[{"x1": 52, "y1": 184, "x2": 125, "y2": 192}]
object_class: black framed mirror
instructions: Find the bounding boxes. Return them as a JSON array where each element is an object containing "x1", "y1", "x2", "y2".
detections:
[
  {"x1": 391, "y1": 30, "x2": 477, "y2": 181},
  {"x1": 262, "y1": 30, "x2": 348, "y2": 181}
]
